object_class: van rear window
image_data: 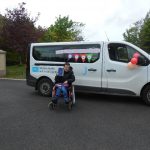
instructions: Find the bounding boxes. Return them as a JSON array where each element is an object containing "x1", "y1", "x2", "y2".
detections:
[{"x1": 32, "y1": 44, "x2": 100, "y2": 63}]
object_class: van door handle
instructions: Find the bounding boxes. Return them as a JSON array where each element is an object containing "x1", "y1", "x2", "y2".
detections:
[
  {"x1": 106, "y1": 69, "x2": 116, "y2": 72},
  {"x1": 88, "y1": 68, "x2": 97, "y2": 72}
]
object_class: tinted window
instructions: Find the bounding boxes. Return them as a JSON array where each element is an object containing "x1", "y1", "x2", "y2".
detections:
[
  {"x1": 117, "y1": 46, "x2": 128, "y2": 62},
  {"x1": 33, "y1": 46, "x2": 64, "y2": 62},
  {"x1": 108, "y1": 43, "x2": 144, "y2": 63},
  {"x1": 127, "y1": 45, "x2": 148, "y2": 66},
  {"x1": 127, "y1": 45, "x2": 139, "y2": 60},
  {"x1": 33, "y1": 44, "x2": 100, "y2": 63},
  {"x1": 108, "y1": 43, "x2": 129, "y2": 62}
]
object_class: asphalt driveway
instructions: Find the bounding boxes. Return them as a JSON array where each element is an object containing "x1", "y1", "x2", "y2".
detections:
[{"x1": 0, "y1": 79, "x2": 150, "y2": 150}]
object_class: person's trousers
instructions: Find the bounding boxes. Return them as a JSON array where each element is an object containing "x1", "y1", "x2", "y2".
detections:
[{"x1": 52, "y1": 86, "x2": 69, "y2": 104}]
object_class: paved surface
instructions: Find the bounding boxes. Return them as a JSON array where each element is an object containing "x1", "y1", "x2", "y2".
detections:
[{"x1": 0, "y1": 79, "x2": 150, "y2": 150}]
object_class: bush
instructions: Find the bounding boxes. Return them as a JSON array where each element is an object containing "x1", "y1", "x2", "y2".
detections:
[{"x1": 6, "y1": 51, "x2": 20, "y2": 66}]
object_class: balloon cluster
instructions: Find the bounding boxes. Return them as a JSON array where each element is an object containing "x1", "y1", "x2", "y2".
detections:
[{"x1": 128, "y1": 52, "x2": 140, "y2": 69}]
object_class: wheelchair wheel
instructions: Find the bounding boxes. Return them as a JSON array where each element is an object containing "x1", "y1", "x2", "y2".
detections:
[
  {"x1": 72, "y1": 86, "x2": 76, "y2": 105},
  {"x1": 48, "y1": 101, "x2": 57, "y2": 110},
  {"x1": 68, "y1": 101, "x2": 73, "y2": 111}
]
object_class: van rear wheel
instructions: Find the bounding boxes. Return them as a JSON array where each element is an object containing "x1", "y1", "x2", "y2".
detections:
[
  {"x1": 142, "y1": 85, "x2": 150, "y2": 105},
  {"x1": 37, "y1": 78, "x2": 53, "y2": 96}
]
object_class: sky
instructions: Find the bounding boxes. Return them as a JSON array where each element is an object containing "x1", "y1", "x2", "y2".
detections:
[{"x1": 0, "y1": 0, "x2": 150, "y2": 41}]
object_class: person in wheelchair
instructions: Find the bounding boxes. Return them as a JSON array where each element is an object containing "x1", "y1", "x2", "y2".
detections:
[{"x1": 50, "y1": 62, "x2": 75, "y2": 109}]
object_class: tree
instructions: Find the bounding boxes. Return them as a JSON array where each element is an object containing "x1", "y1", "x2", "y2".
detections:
[
  {"x1": 42, "y1": 15, "x2": 84, "y2": 42},
  {"x1": 139, "y1": 11, "x2": 150, "y2": 53},
  {"x1": 0, "y1": 2, "x2": 45, "y2": 64},
  {"x1": 123, "y1": 11, "x2": 150, "y2": 53},
  {"x1": 0, "y1": 14, "x2": 5, "y2": 47},
  {"x1": 0, "y1": 14, "x2": 5, "y2": 30},
  {"x1": 123, "y1": 21, "x2": 142, "y2": 47}
]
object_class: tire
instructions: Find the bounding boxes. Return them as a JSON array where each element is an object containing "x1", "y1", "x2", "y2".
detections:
[
  {"x1": 37, "y1": 78, "x2": 53, "y2": 96},
  {"x1": 142, "y1": 85, "x2": 150, "y2": 105}
]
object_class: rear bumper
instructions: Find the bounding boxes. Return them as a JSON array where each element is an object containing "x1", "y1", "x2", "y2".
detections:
[{"x1": 26, "y1": 74, "x2": 37, "y2": 87}]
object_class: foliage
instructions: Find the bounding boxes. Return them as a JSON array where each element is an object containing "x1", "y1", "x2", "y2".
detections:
[
  {"x1": 123, "y1": 21, "x2": 142, "y2": 47},
  {"x1": 0, "y1": 3, "x2": 85, "y2": 66},
  {"x1": 6, "y1": 51, "x2": 20, "y2": 66},
  {"x1": 139, "y1": 11, "x2": 150, "y2": 53},
  {"x1": 0, "y1": 2, "x2": 45, "y2": 64},
  {"x1": 42, "y1": 15, "x2": 84, "y2": 42},
  {"x1": 0, "y1": 14, "x2": 5, "y2": 46},
  {"x1": 123, "y1": 11, "x2": 150, "y2": 53},
  {"x1": 4, "y1": 65, "x2": 26, "y2": 79}
]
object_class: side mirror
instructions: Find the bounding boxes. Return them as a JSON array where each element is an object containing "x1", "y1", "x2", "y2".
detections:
[{"x1": 137, "y1": 56, "x2": 149, "y2": 66}]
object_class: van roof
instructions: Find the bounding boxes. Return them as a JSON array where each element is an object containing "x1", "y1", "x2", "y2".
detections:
[
  {"x1": 31, "y1": 41, "x2": 104, "y2": 46},
  {"x1": 30, "y1": 41, "x2": 138, "y2": 46},
  {"x1": 30, "y1": 41, "x2": 149, "y2": 56}
]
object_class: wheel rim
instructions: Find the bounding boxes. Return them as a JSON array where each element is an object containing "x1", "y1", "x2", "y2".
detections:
[
  {"x1": 40, "y1": 82, "x2": 50, "y2": 95},
  {"x1": 147, "y1": 89, "x2": 150, "y2": 101}
]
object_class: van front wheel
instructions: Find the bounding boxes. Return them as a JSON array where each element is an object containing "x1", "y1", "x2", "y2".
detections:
[
  {"x1": 37, "y1": 78, "x2": 53, "y2": 96},
  {"x1": 142, "y1": 85, "x2": 150, "y2": 105}
]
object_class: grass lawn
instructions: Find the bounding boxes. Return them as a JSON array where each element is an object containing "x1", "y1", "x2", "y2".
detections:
[{"x1": 3, "y1": 65, "x2": 26, "y2": 79}]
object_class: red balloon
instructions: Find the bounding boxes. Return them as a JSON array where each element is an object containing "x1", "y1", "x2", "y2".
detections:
[
  {"x1": 131, "y1": 57, "x2": 138, "y2": 64},
  {"x1": 133, "y1": 52, "x2": 140, "y2": 58}
]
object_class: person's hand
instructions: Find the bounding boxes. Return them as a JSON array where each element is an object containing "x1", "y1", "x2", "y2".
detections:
[
  {"x1": 53, "y1": 86, "x2": 56, "y2": 90},
  {"x1": 64, "y1": 81, "x2": 68, "y2": 84}
]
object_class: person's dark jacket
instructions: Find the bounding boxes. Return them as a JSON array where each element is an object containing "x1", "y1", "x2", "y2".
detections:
[{"x1": 55, "y1": 70, "x2": 75, "y2": 86}]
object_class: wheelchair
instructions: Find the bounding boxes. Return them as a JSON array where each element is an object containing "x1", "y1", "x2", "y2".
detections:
[{"x1": 48, "y1": 83, "x2": 75, "y2": 111}]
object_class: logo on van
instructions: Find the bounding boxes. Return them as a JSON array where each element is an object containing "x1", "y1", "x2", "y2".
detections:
[
  {"x1": 32, "y1": 67, "x2": 39, "y2": 72},
  {"x1": 82, "y1": 66, "x2": 88, "y2": 76}
]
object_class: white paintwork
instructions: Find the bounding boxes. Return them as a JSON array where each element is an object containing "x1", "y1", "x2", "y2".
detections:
[{"x1": 29, "y1": 41, "x2": 150, "y2": 96}]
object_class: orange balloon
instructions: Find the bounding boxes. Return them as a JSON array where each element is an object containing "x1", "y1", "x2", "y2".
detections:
[{"x1": 127, "y1": 62, "x2": 137, "y2": 69}]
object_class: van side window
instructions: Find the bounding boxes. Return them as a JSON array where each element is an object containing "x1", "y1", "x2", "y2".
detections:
[
  {"x1": 108, "y1": 43, "x2": 147, "y2": 63},
  {"x1": 126, "y1": 45, "x2": 148, "y2": 65},
  {"x1": 64, "y1": 44, "x2": 100, "y2": 63},
  {"x1": 126, "y1": 45, "x2": 139, "y2": 60},
  {"x1": 33, "y1": 44, "x2": 100, "y2": 63},
  {"x1": 108, "y1": 43, "x2": 129, "y2": 62},
  {"x1": 33, "y1": 46, "x2": 64, "y2": 62}
]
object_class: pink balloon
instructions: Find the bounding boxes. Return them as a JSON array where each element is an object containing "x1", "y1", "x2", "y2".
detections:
[
  {"x1": 131, "y1": 57, "x2": 138, "y2": 64},
  {"x1": 133, "y1": 52, "x2": 140, "y2": 58}
]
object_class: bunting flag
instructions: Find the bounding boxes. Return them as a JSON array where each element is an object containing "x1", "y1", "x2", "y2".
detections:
[
  {"x1": 68, "y1": 54, "x2": 73, "y2": 60},
  {"x1": 74, "y1": 54, "x2": 79, "y2": 62},
  {"x1": 87, "y1": 54, "x2": 92, "y2": 62},
  {"x1": 91, "y1": 54, "x2": 97, "y2": 61},
  {"x1": 80, "y1": 54, "x2": 86, "y2": 62}
]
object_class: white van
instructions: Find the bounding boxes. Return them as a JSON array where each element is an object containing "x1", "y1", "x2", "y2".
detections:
[{"x1": 26, "y1": 41, "x2": 150, "y2": 105}]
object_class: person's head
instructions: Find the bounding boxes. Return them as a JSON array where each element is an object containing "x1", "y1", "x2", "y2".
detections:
[{"x1": 64, "y1": 62, "x2": 70, "y2": 72}]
